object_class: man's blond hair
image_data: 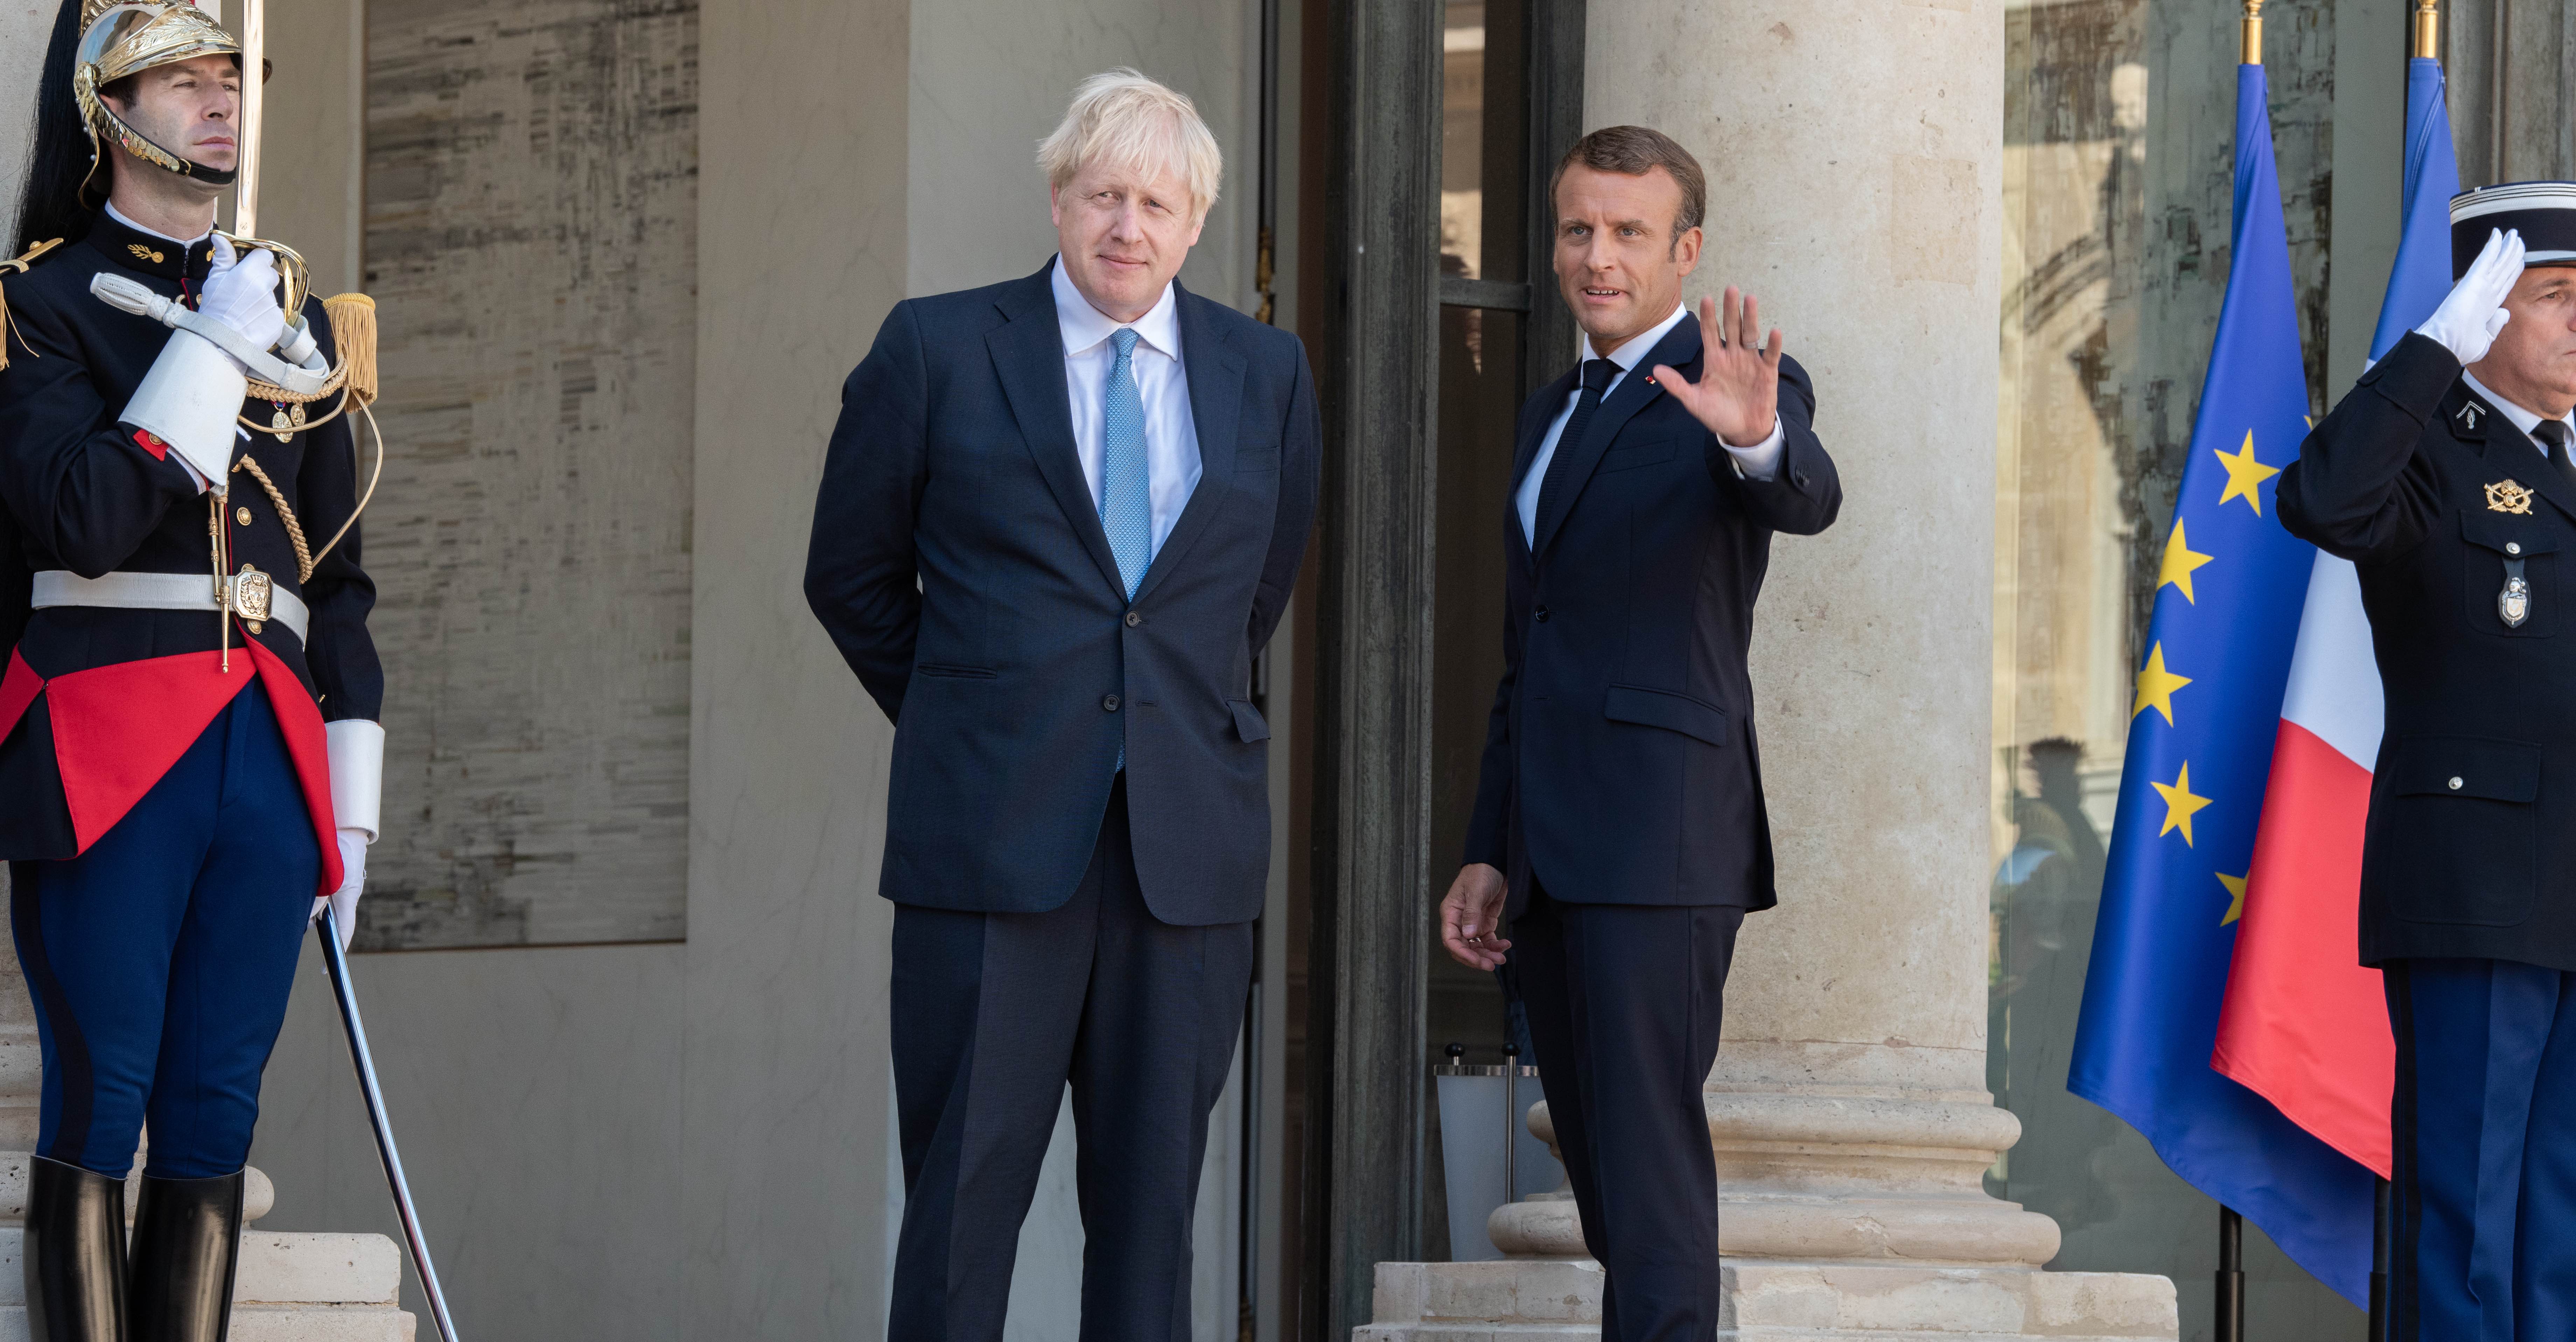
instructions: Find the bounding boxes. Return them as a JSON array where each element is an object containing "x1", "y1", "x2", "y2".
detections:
[{"x1": 1037, "y1": 69, "x2": 1223, "y2": 223}]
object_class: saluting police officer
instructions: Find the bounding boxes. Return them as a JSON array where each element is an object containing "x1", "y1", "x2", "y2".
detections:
[
  {"x1": 2281, "y1": 186, "x2": 2576, "y2": 1342},
  {"x1": 0, "y1": 4, "x2": 384, "y2": 1339}
]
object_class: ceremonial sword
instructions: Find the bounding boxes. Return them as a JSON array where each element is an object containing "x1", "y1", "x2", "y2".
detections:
[
  {"x1": 231, "y1": 0, "x2": 464, "y2": 1334},
  {"x1": 317, "y1": 910, "x2": 464, "y2": 1342}
]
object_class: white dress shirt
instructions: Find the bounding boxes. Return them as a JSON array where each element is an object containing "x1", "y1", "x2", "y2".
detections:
[
  {"x1": 2463, "y1": 370, "x2": 2576, "y2": 460},
  {"x1": 1515, "y1": 302, "x2": 1789, "y2": 547},
  {"x1": 1053, "y1": 257, "x2": 1202, "y2": 554}
]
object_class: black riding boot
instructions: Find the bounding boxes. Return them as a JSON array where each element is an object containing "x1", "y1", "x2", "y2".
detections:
[
  {"x1": 126, "y1": 1170, "x2": 244, "y2": 1342},
  {"x1": 23, "y1": 1155, "x2": 128, "y2": 1342}
]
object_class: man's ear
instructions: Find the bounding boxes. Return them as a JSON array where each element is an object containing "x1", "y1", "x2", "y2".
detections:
[{"x1": 1671, "y1": 225, "x2": 1705, "y2": 276}]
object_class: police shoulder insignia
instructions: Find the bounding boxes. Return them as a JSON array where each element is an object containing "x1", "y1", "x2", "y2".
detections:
[
  {"x1": 2489, "y1": 479, "x2": 2538, "y2": 514},
  {"x1": 2461, "y1": 402, "x2": 2487, "y2": 430}
]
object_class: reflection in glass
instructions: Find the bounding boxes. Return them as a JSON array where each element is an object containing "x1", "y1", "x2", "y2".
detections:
[{"x1": 1993, "y1": 1, "x2": 2357, "y2": 1334}]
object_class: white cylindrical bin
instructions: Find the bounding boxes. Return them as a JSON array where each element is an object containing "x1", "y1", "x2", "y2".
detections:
[{"x1": 1433, "y1": 1053, "x2": 1563, "y2": 1262}]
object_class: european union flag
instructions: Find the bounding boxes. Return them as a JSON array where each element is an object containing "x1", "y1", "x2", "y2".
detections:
[{"x1": 2067, "y1": 61, "x2": 2377, "y2": 1303}]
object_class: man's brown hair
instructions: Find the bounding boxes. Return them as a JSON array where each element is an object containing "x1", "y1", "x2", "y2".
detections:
[{"x1": 1551, "y1": 125, "x2": 1707, "y2": 243}]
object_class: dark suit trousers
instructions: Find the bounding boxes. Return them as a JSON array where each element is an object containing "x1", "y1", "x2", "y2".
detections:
[
  {"x1": 1512, "y1": 884, "x2": 1743, "y2": 1342},
  {"x1": 887, "y1": 776, "x2": 1253, "y2": 1342},
  {"x1": 2387, "y1": 958, "x2": 2576, "y2": 1342}
]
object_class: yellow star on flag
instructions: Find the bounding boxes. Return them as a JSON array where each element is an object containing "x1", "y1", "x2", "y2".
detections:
[
  {"x1": 2151, "y1": 762, "x2": 2214, "y2": 847},
  {"x1": 2132, "y1": 642, "x2": 2193, "y2": 724},
  {"x1": 2218, "y1": 871, "x2": 2249, "y2": 925},
  {"x1": 2215, "y1": 431, "x2": 2281, "y2": 515},
  {"x1": 2158, "y1": 520, "x2": 2215, "y2": 603}
]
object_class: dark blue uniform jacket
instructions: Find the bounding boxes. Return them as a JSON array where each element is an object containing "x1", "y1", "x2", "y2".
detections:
[
  {"x1": 0, "y1": 213, "x2": 379, "y2": 873},
  {"x1": 2281, "y1": 330, "x2": 2576, "y2": 971}
]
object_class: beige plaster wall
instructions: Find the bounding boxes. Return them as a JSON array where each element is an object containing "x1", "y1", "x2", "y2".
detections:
[
  {"x1": 907, "y1": 0, "x2": 1264, "y2": 313},
  {"x1": 244, "y1": 0, "x2": 361, "y2": 294},
  {"x1": 680, "y1": 0, "x2": 911, "y2": 1331},
  {"x1": 0, "y1": 2, "x2": 49, "y2": 237},
  {"x1": 256, "y1": 944, "x2": 690, "y2": 1337},
  {"x1": 1584, "y1": 0, "x2": 2007, "y2": 1097}
]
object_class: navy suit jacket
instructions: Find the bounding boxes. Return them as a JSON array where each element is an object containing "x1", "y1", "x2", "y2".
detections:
[
  {"x1": 805, "y1": 262, "x2": 1319, "y2": 926},
  {"x1": 1465, "y1": 317, "x2": 1840, "y2": 916}
]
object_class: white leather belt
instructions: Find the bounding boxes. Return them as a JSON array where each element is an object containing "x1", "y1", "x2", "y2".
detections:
[{"x1": 31, "y1": 570, "x2": 310, "y2": 642}]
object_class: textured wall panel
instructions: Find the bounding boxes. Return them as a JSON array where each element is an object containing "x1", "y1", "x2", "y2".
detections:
[{"x1": 360, "y1": 0, "x2": 696, "y2": 948}]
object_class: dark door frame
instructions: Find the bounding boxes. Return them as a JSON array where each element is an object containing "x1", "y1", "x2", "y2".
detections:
[{"x1": 1301, "y1": 2, "x2": 1585, "y2": 1337}]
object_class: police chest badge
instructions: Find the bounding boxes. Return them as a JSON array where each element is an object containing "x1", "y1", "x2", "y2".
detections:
[
  {"x1": 2503, "y1": 561, "x2": 2533, "y2": 628},
  {"x1": 2488, "y1": 479, "x2": 2537, "y2": 514}
]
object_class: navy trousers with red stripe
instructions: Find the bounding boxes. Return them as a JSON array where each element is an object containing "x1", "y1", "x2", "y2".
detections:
[
  {"x1": 8, "y1": 687, "x2": 317, "y2": 1180},
  {"x1": 2387, "y1": 957, "x2": 2576, "y2": 1342}
]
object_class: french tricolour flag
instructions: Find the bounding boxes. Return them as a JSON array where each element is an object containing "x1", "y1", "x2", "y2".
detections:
[{"x1": 2208, "y1": 53, "x2": 2461, "y2": 1181}]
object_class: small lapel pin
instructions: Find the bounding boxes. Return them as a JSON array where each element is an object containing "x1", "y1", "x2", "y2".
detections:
[{"x1": 2461, "y1": 403, "x2": 2486, "y2": 429}]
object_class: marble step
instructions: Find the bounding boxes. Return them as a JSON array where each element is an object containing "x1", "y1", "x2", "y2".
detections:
[
  {"x1": 0, "y1": 1227, "x2": 414, "y2": 1341},
  {"x1": 1357, "y1": 1260, "x2": 2178, "y2": 1341},
  {"x1": 0, "y1": 1305, "x2": 414, "y2": 1342}
]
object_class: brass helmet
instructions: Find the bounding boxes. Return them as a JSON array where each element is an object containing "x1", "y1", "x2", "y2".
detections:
[{"x1": 71, "y1": 2, "x2": 246, "y2": 194}]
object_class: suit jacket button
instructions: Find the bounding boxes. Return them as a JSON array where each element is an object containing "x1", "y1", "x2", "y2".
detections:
[
  {"x1": 2449, "y1": 777, "x2": 2464, "y2": 790},
  {"x1": 1534, "y1": 607, "x2": 1551, "y2": 623},
  {"x1": 1104, "y1": 695, "x2": 1121, "y2": 712},
  {"x1": 1125, "y1": 611, "x2": 1143, "y2": 627},
  {"x1": 2509, "y1": 542, "x2": 2524, "y2": 555}
]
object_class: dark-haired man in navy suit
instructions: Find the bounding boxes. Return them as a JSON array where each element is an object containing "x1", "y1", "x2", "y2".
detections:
[
  {"x1": 804, "y1": 69, "x2": 1317, "y2": 1342},
  {"x1": 1440, "y1": 124, "x2": 1842, "y2": 1342}
]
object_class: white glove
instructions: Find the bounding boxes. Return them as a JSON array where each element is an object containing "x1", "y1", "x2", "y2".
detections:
[
  {"x1": 2417, "y1": 227, "x2": 2524, "y2": 366},
  {"x1": 200, "y1": 235, "x2": 287, "y2": 359},
  {"x1": 312, "y1": 828, "x2": 367, "y2": 951}
]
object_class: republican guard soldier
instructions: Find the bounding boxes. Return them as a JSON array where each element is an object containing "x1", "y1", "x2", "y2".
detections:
[
  {"x1": 0, "y1": 2, "x2": 387, "y2": 1337},
  {"x1": 2282, "y1": 185, "x2": 2576, "y2": 1341}
]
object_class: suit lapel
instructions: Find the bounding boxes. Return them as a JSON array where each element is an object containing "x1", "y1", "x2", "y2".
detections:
[
  {"x1": 1532, "y1": 316, "x2": 1699, "y2": 556},
  {"x1": 988, "y1": 262, "x2": 1128, "y2": 600},
  {"x1": 1132, "y1": 283, "x2": 1246, "y2": 604}
]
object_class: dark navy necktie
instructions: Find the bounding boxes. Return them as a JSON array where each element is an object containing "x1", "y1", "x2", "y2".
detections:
[
  {"x1": 2537, "y1": 418, "x2": 2576, "y2": 491},
  {"x1": 1535, "y1": 358, "x2": 1622, "y2": 539}
]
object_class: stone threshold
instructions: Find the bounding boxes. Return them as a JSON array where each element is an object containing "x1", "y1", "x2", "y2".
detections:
[{"x1": 1358, "y1": 1258, "x2": 2178, "y2": 1341}]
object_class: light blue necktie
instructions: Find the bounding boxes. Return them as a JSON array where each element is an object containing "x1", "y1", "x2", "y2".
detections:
[{"x1": 1100, "y1": 328, "x2": 1153, "y2": 599}]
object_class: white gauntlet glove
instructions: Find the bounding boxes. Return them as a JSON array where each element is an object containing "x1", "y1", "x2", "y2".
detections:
[
  {"x1": 314, "y1": 720, "x2": 384, "y2": 952},
  {"x1": 200, "y1": 235, "x2": 288, "y2": 359},
  {"x1": 319, "y1": 830, "x2": 366, "y2": 952},
  {"x1": 2417, "y1": 227, "x2": 2524, "y2": 366}
]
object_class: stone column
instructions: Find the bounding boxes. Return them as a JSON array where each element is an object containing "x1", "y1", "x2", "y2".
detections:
[{"x1": 1362, "y1": 2, "x2": 2176, "y2": 1337}]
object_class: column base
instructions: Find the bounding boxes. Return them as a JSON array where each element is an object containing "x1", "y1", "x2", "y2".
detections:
[{"x1": 1356, "y1": 1259, "x2": 2177, "y2": 1341}]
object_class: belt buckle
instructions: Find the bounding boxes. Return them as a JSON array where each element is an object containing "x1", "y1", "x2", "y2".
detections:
[{"x1": 227, "y1": 563, "x2": 273, "y2": 636}]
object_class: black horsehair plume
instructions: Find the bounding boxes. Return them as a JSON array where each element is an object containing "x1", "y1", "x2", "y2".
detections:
[{"x1": 13, "y1": 0, "x2": 102, "y2": 258}]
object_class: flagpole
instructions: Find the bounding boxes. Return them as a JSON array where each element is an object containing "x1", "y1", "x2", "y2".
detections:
[
  {"x1": 2217, "y1": 1205, "x2": 2246, "y2": 1342},
  {"x1": 2371, "y1": 1178, "x2": 2393, "y2": 1342},
  {"x1": 2371, "y1": 29, "x2": 2438, "y2": 1342},
  {"x1": 2214, "y1": 11, "x2": 2260, "y2": 1339}
]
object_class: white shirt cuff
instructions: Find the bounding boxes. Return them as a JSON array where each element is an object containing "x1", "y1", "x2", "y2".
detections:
[{"x1": 1719, "y1": 418, "x2": 1787, "y2": 481}]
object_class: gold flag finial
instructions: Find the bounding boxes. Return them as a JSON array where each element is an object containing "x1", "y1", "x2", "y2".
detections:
[
  {"x1": 2414, "y1": 0, "x2": 2441, "y2": 60},
  {"x1": 2242, "y1": 0, "x2": 2265, "y2": 66}
]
